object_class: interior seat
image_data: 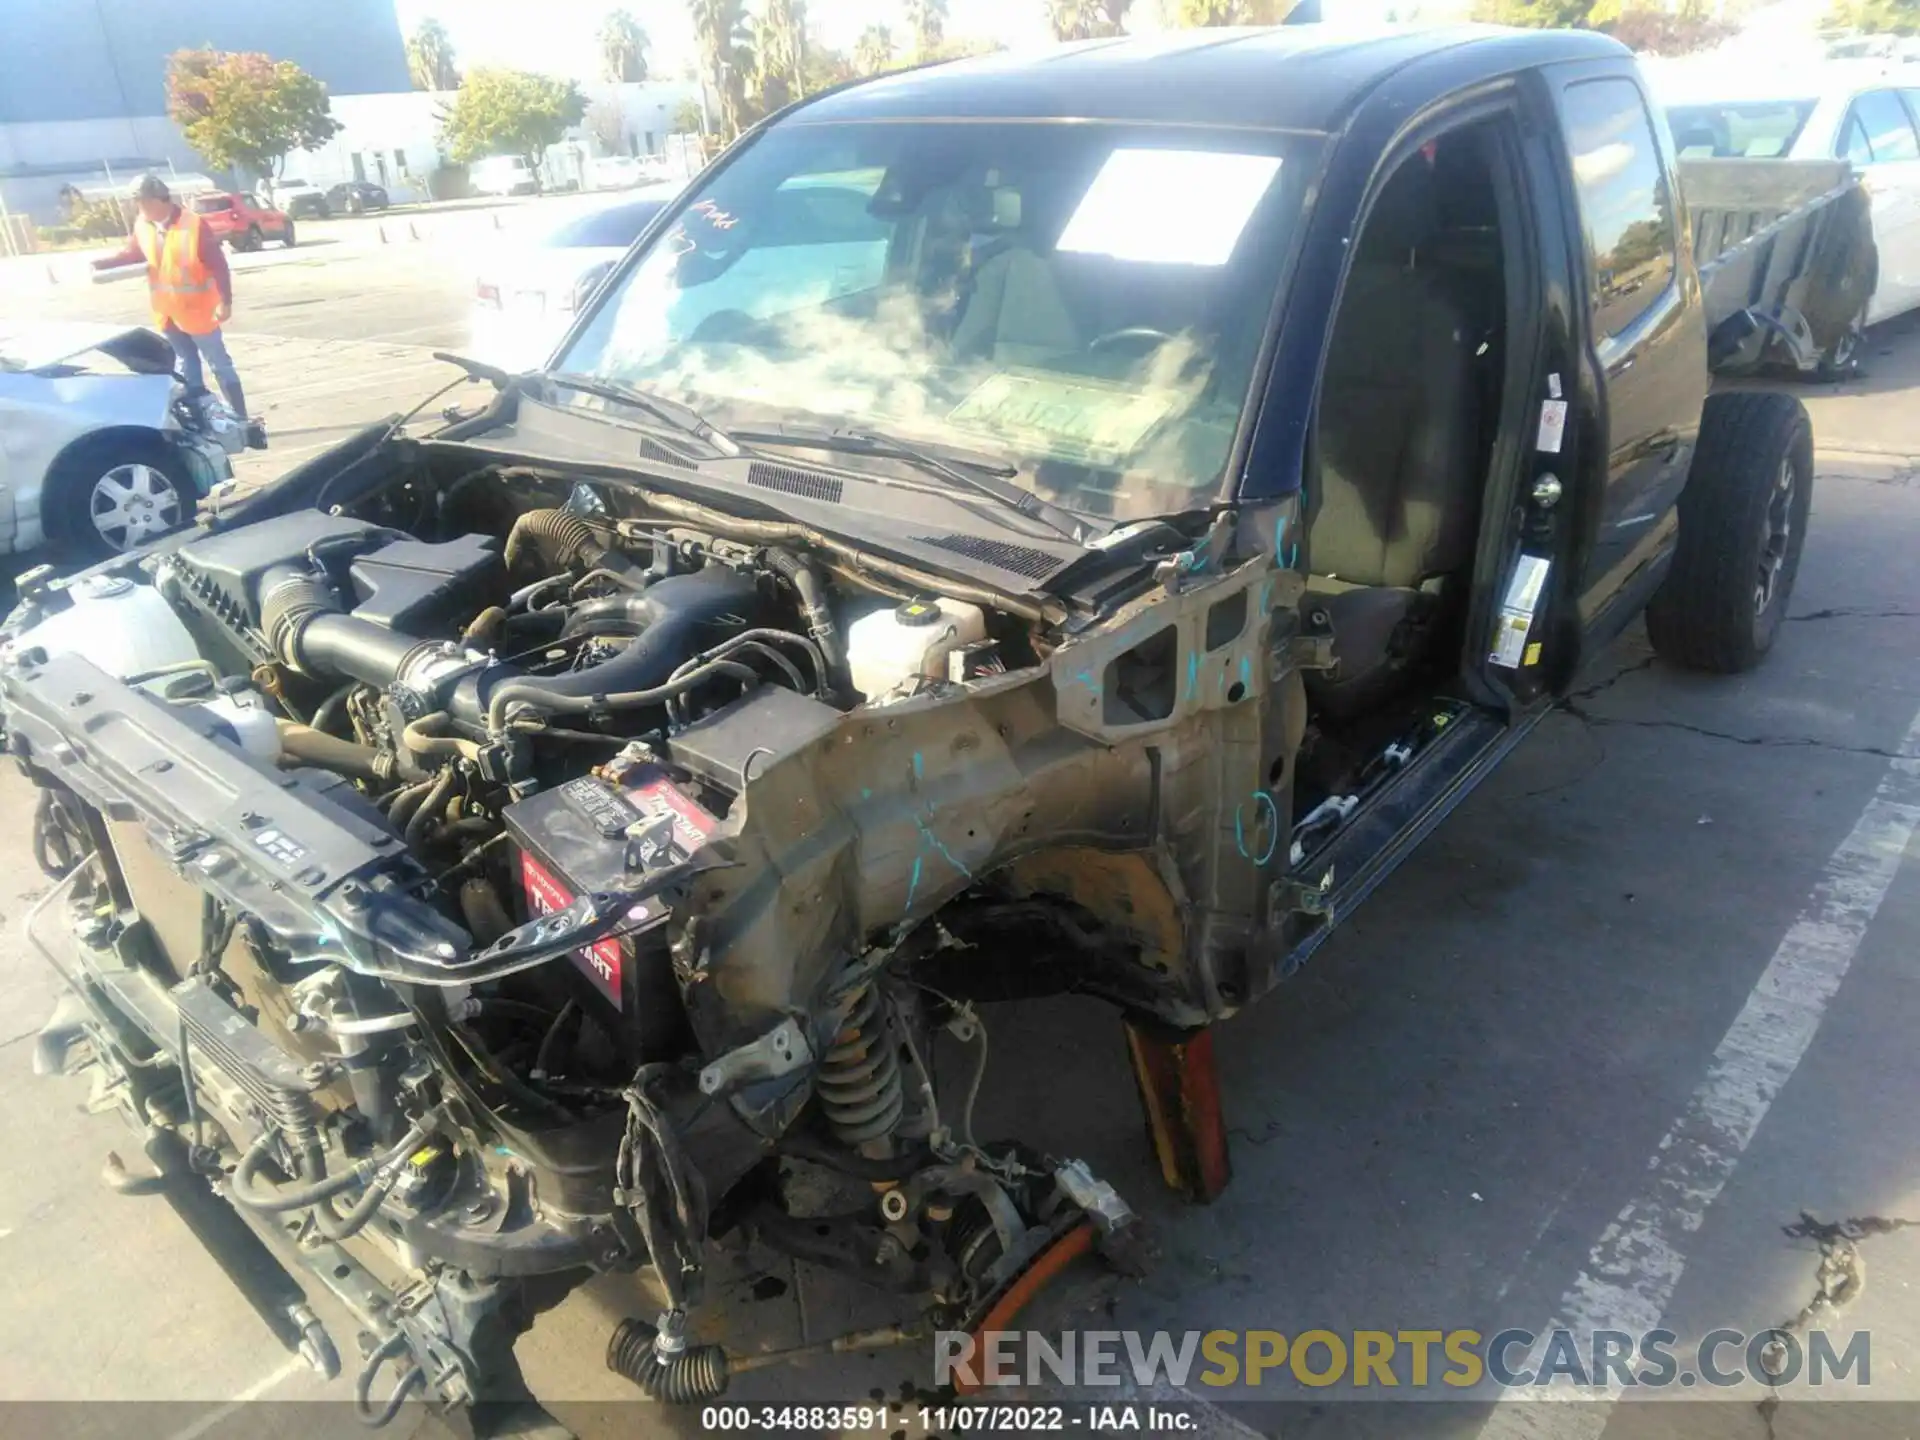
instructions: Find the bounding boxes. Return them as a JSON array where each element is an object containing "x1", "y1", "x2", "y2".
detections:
[{"x1": 1304, "y1": 155, "x2": 1485, "y2": 717}]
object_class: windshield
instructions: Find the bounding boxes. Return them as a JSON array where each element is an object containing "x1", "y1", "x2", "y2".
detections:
[
  {"x1": 557, "y1": 120, "x2": 1319, "y2": 521},
  {"x1": 1666, "y1": 101, "x2": 1817, "y2": 158}
]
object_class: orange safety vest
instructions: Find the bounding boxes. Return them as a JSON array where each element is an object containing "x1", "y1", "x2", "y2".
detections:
[{"x1": 135, "y1": 211, "x2": 220, "y2": 336}]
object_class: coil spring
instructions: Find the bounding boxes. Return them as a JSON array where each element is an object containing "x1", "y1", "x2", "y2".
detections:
[
  {"x1": 817, "y1": 982, "x2": 904, "y2": 1147},
  {"x1": 606, "y1": 1318, "x2": 730, "y2": 1403}
]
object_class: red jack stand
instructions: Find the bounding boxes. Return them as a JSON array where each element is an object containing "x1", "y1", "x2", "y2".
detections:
[{"x1": 1123, "y1": 1019, "x2": 1231, "y2": 1204}]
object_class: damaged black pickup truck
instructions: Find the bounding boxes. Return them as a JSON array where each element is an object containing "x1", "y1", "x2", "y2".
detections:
[{"x1": 3, "y1": 25, "x2": 1830, "y2": 1426}]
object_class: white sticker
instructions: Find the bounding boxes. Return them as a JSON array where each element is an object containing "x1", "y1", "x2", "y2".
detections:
[
  {"x1": 1501, "y1": 554, "x2": 1552, "y2": 619},
  {"x1": 1546, "y1": 373, "x2": 1563, "y2": 399},
  {"x1": 1536, "y1": 399, "x2": 1568, "y2": 454},
  {"x1": 1489, "y1": 611, "x2": 1531, "y2": 668},
  {"x1": 1057, "y1": 149, "x2": 1283, "y2": 267}
]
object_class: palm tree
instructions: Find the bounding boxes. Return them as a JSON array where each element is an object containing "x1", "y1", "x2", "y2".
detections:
[
  {"x1": 1170, "y1": 0, "x2": 1299, "y2": 21},
  {"x1": 405, "y1": 17, "x2": 460, "y2": 91},
  {"x1": 1045, "y1": 0, "x2": 1128, "y2": 39},
  {"x1": 599, "y1": 10, "x2": 650, "y2": 83},
  {"x1": 854, "y1": 22, "x2": 895, "y2": 74},
  {"x1": 751, "y1": 0, "x2": 808, "y2": 112},
  {"x1": 905, "y1": 0, "x2": 948, "y2": 57},
  {"x1": 689, "y1": 0, "x2": 751, "y2": 138}
]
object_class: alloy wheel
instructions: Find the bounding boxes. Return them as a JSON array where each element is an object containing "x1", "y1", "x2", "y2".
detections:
[{"x1": 90, "y1": 464, "x2": 181, "y2": 551}]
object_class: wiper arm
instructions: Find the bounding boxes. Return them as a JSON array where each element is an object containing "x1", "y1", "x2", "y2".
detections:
[
  {"x1": 733, "y1": 424, "x2": 1096, "y2": 545},
  {"x1": 544, "y1": 372, "x2": 743, "y2": 457}
]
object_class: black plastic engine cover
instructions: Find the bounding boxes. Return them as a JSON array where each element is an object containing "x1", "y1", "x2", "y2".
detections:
[
  {"x1": 173, "y1": 512, "x2": 394, "y2": 626},
  {"x1": 348, "y1": 535, "x2": 503, "y2": 631}
]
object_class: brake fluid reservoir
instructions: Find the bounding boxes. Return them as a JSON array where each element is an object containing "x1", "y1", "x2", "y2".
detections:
[
  {"x1": 847, "y1": 597, "x2": 988, "y2": 701},
  {"x1": 8, "y1": 575, "x2": 200, "y2": 679}
]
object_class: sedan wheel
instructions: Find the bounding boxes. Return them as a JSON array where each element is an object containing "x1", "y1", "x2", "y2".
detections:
[{"x1": 90, "y1": 463, "x2": 184, "y2": 551}]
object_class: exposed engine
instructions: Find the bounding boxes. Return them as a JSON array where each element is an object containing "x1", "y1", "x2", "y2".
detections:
[{"x1": 0, "y1": 459, "x2": 1205, "y2": 1420}]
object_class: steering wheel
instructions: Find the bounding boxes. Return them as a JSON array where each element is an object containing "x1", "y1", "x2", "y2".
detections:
[{"x1": 1087, "y1": 326, "x2": 1178, "y2": 354}]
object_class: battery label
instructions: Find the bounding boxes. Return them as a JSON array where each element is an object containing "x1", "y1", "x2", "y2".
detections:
[{"x1": 520, "y1": 852, "x2": 624, "y2": 1010}]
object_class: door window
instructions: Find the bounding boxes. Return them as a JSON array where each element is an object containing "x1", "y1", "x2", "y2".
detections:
[
  {"x1": 1843, "y1": 91, "x2": 1920, "y2": 163},
  {"x1": 1562, "y1": 78, "x2": 1677, "y2": 340}
]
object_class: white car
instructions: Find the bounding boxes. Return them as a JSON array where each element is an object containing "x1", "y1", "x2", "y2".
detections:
[
  {"x1": 468, "y1": 189, "x2": 676, "y2": 371},
  {"x1": 0, "y1": 324, "x2": 243, "y2": 558},
  {"x1": 259, "y1": 177, "x2": 330, "y2": 219},
  {"x1": 587, "y1": 154, "x2": 674, "y2": 191},
  {"x1": 1662, "y1": 70, "x2": 1920, "y2": 327},
  {"x1": 469, "y1": 155, "x2": 541, "y2": 197}
]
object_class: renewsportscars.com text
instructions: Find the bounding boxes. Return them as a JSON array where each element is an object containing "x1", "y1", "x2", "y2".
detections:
[{"x1": 936, "y1": 1327, "x2": 1871, "y2": 1391}]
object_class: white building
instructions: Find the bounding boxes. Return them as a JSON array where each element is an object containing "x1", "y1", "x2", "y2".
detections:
[{"x1": 279, "y1": 80, "x2": 700, "y2": 203}]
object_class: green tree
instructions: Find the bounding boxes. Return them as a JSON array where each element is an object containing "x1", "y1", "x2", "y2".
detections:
[
  {"x1": 906, "y1": 0, "x2": 949, "y2": 56},
  {"x1": 690, "y1": 0, "x2": 751, "y2": 138},
  {"x1": 165, "y1": 50, "x2": 344, "y2": 183},
  {"x1": 405, "y1": 18, "x2": 461, "y2": 91},
  {"x1": 854, "y1": 22, "x2": 896, "y2": 74},
  {"x1": 1470, "y1": 0, "x2": 1602, "y2": 25},
  {"x1": 438, "y1": 68, "x2": 587, "y2": 176},
  {"x1": 1169, "y1": 0, "x2": 1301, "y2": 20},
  {"x1": 750, "y1": 0, "x2": 808, "y2": 115},
  {"x1": 599, "y1": 9, "x2": 651, "y2": 82},
  {"x1": 672, "y1": 97, "x2": 706, "y2": 133},
  {"x1": 1827, "y1": 0, "x2": 1920, "y2": 32}
]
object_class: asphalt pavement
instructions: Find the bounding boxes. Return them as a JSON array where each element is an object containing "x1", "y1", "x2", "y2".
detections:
[{"x1": 1, "y1": 242, "x2": 1919, "y2": 1439}]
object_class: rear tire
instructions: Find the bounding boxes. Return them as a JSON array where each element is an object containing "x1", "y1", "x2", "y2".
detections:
[
  {"x1": 47, "y1": 434, "x2": 197, "y2": 562},
  {"x1": 1645, "y1": 391, "x2": 1813, "y2": 674},
  {"x1": 281, "y1": 221, "x2": 297, "y2": 248}
]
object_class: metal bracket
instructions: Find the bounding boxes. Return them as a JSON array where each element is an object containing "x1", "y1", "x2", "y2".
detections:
[
  {"x1": 697, "y1": 1015, "x2": 812, "y2": 1097},
  {"x1": 1270, "y1": 869, "x2": 1336, "y2": 921}
]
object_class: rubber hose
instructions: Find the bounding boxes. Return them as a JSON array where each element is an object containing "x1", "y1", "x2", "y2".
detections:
[
  {"x1": 386, "y1": 779, "x2": 435, "y2": 832},
  {"x1": 765, "y1": 548, "x2": 847, "y2": 695},
  {"x1": 258, "y1": 569, "x2": 338, "y2": 670},
  {"x1": 504, "y1": 509, "x2": 597, "y2": 573},
  {"x1": 353, "y1": 1330, "x2": 425, "y2": 1429},
  {"x1": 459, "y1": 877, "x2": 513, "y2": 946},
  {"x1": 462, "y1": 606, "x2": 509, "y2": 647},
  {"x1": 276, "y1": 722, "x2": 384, "y2": 780},
  {"x1": 404, "y1": 769, "x2": 457, "y2": 848},
  {"x1": 606, "y1": 1318, "x2": 730, "y2": 1403},
  {"x1": 401, "y1": 711, "x2": 481, "y2": 763},
  {"x1": 487, "y1": 656, "x2": 756, "y2": 732},
  {"x1": 311, "y1": 684, "x2": 356, "y2": 738},
  {"x1": 230, "y1": 1130, "x2": 367, "y2": 1213},
  {"x1": 313, "y1": 1172, "x2": 394, "y2": 1241}
]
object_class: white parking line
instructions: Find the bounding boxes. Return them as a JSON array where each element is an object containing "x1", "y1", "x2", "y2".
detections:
[
  {"x1": 159, "y1": 1356, "x2": 307, "y2": 1440},
  {"x1": 1476, "y1": 701, "x2": 1920, "y2": 1438}
]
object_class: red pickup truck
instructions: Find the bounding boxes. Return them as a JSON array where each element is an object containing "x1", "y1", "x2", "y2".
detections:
[{"x1": 187, "y1": 192, "x2": 295, "y2": 251}]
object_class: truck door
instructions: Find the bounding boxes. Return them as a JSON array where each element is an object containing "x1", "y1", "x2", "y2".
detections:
[{"x1": 1552, "y1": 71, "x2": 1709, "y2": 629}]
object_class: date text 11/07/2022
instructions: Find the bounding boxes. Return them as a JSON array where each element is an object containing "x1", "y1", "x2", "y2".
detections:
[{"x1": 698, "y1": 1406, "x2": 1197, "y2": 1431}]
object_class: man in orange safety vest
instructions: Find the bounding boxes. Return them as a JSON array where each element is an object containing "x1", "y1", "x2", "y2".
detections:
[{"x1": 94, "y1": 175, "x2": 261, "y2": 443}]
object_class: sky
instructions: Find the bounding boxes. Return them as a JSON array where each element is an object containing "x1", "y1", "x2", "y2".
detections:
[{"x1": 391, "y1": 0, "x2": 1067, "y2": 84}]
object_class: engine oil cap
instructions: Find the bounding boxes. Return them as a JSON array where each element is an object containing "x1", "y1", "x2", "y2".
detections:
[{"x1": 895, "y1": 598, "x2": 942, "y2": 627}]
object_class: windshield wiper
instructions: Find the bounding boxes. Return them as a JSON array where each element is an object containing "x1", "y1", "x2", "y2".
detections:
[
  {"x1": 543, "y1": 372, "x2": 743, "y2": 457},
  {"x1": 732, "y1": 423, "x2": 1096, "y2": 546}
]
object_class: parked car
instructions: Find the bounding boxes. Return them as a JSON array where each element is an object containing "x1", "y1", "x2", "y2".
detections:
[
  {"x1": 260, "y1": 178, "x2": 330, "y2": 219},
  {"x1": 0, "y1": 324, "x2": 242, "y2": 558},
  {"x1": 467, "y1": 188, "x2": 676, "y2": 369},
  {"x1": 1, "y1": 27, "x2": 1837, "y2": 1422},
  {"x1": 325, "y1": 180, "x2": 391, "y2": 215},
  {"x1": 468, "y1": 155, "x2": 540, "y2": 197},
  {"x1": 1660, "y1": 70, "x2": 1920, "y2": 330},
  {"x1": 586, "y1": 154, "x2": 673, "y2": 191},
  {"x1": 190, "y1": 192, "x2": 297, "y2": 251}
]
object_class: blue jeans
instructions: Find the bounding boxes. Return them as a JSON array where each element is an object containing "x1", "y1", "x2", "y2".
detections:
[{"x1": 163, "y1": 321, "x2": 247, "y2": 419}]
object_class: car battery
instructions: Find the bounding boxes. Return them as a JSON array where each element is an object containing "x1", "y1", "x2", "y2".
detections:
[{"x1": 502, "y1": 768, "x2": 716, "y2": 1051}]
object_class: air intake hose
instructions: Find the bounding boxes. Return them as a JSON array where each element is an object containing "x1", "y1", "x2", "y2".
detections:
[{"x1": 504, "y1": 509, "x2": 600, "y2": 573}]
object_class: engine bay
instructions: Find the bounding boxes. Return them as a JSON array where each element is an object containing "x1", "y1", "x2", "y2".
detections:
[{"x1": 1, "y1": 447, "x2": 1289, "y2": 1415}]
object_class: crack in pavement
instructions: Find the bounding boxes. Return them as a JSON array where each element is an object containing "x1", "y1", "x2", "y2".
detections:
[
  {"x1": 1559, "y1": 702, "x2": 1916, "y2": 760},
  {"x1": 1753, "y1": 1212, "x2": 1920, "y2": 1437},
  {"x1": 1788, "y1": 607, "x2": 1920, "y2": 622}
]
